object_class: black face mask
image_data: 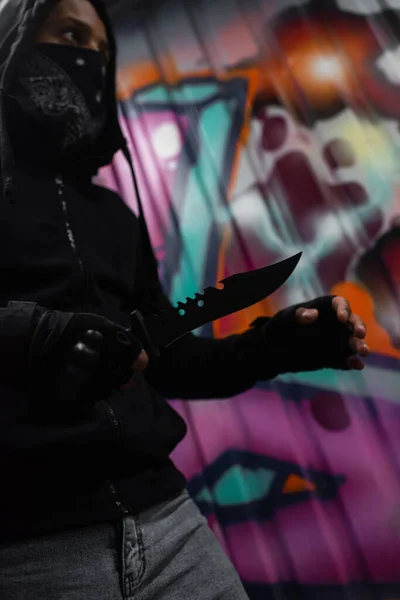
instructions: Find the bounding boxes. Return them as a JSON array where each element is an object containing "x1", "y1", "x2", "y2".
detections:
[{"x1": 6, "y1": 43, "x2": 108, "y2": 168}]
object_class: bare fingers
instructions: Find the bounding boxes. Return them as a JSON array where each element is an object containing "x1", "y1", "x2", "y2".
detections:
[
  {"x1": 295, "y1": 307, "x2": 319, "y2": 324},
  {"x1": 349, "y1": 312, "x2": 366, "y2": 339},
  {"x1": 347, "y1": 355, "x2": 365, "y2": 370},
  {"x1": 349, "y1": 335, "x2": 370, "y2": 357},
  {"x1": 332, "y1": 296, "x2": 351, "y2": 322}
]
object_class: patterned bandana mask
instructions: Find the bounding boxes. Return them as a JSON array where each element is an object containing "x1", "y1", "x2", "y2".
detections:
[{"x1": 7, "y1": 43, "x2": 108, "y2": 163}]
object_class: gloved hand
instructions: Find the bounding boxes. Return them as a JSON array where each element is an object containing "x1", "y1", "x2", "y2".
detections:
[
  {"x1": 235, "y1": 295, "x2": 369, "y2": 377},
  {"x1": 0, "y1": 302, "x2": 144, "y2": 408}
]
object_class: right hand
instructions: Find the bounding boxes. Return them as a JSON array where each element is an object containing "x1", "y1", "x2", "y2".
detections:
[
  {"x1": 28, "y1": 306, "x2": 146, "y2": 405},
  {"x1": 62, "y1": 330, "x2": 149, "y2": 398}
]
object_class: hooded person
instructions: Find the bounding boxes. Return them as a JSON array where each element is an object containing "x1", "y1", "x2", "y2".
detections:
[{"x1": 0, "y1": 0, "x2": 370, "y2": 598}]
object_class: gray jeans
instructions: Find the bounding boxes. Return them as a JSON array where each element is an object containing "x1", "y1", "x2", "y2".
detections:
[{"x1": 0, "y1": 489, "x2": 249, "y2": 599}]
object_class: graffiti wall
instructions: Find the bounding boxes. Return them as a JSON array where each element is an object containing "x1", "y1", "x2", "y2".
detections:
[{"x1": 99, "y1": 0, "x2": 400, "y2": 598}]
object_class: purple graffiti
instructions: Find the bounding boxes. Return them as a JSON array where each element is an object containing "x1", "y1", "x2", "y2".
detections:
[{"x1": 171, "y1": 388, "x2": 400, "y2": 586}]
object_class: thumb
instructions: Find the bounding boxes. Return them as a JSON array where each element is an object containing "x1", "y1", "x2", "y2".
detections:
[
  {"x1": 296, "y1": 307, "x2": 319, "y2": 324},
  {"x1": 121, "y1": 350, "x2": 149, "y2": 391},
  {"x1": 133, "y1": 349, "x2": 149, "y2": 372}
]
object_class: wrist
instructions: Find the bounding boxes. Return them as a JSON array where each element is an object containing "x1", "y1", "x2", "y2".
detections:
[{"x1": 233, "y1": 318, "x2": 282, "y2": 382}]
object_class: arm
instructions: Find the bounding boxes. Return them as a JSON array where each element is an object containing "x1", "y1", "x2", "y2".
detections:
[
  {"x1": 133, "y1": 222, "x2": 369, "y2": 401},
  {"x1": 132, "y1": 227, "x2": 279, "y2": 400},
  {"x1": 0, "y1": 301, "x2": 144, "y2": 418},
  {"x1": 0, "y1": 302, "x2": 38, "y2": 382},
  {"x1": 145, "y1": 327, "x2": 275, "y2": 400}
]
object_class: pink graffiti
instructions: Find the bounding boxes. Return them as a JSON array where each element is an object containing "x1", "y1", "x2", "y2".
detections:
[
  {"x1": 171, "y1": 390, "x2": 400, "y2": 584},
  {"x1": 96, "y1": 93, "x2": 400, "y2": 591},
  {"x1": 226, "y1": 111, "x2": 384, "y2": 298},
  {"x1": 99, "y1": 112, "x2": 188, "y2": 261}
]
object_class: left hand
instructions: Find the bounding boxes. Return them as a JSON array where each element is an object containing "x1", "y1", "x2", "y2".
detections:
[
  {"x1": 247, "y1": 294, "x2": 370, "y2": 375},
  {"x1": 295, "y1": 296, "x2": 370, "y2": 370}
]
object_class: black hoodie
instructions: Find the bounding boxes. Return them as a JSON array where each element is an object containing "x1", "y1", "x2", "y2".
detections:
[{"x1": 0, "y1": 0, "x2": 274, "y2": 544}]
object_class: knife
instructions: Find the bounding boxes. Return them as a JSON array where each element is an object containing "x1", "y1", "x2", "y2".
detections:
[
  {"x1": 55, "y1": 252, "x2": 301, "y2": 405},
  {"x1": 129, "y1": 252, "x2": 302, "y2": 361}
]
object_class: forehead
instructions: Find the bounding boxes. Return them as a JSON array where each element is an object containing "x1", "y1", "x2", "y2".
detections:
[{"x1": 45, "y1": 0, "x2": 107, "y2": 37}]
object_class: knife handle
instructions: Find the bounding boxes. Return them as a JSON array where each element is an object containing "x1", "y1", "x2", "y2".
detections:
[{"x1": 129, "y1": 310, "x2": 160, "y2": 363}]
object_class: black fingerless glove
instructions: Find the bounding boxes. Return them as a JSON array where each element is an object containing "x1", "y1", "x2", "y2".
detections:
[
  {"x1": 234, "y1": 296, "x2": 354, "y2": 380},
  {"x1": 0, "y1": 301, "x2": 143, "y2": 402}
]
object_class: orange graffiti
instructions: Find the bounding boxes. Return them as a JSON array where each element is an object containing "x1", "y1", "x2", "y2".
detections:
[
  {"x1": 283, "y1": 474, "x2": 316, "y2": 494},
  {"x1": 332, "y1": 281, "x2": 400, "y2": 360},
  {"x1": 117, "y1": 12, "x2": 381, "y2": 114},
  {"x1": 213, "y1": 227, "x2": 280, "y2": 339},
  {"x1": 212, "y1": 277, "x2": 400, "y2": 360}
]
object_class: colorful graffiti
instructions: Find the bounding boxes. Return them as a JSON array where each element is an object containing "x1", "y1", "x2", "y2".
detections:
[{"x1": 99, "y1": 0, "x2": 400, "y2": 597}]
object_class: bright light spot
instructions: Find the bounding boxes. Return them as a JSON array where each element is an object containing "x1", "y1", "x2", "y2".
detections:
[
  {"x1": 376, "y1": 47, "x2": 400, "y2": 86},
  {"x1": 317, "y1": 214, "x2": 342, "y2": 246},
  {"x1": 152, "y1": 123, "x2": 182, "y2": 160},
  {"x1": 166, "y1": 159, "x2": 178, "y2": 171},
  {"x1": 310, "y1": 56, "x2": 343, "y2": 81}
]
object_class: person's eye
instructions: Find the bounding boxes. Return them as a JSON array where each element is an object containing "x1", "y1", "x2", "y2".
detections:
[{"x1": 62, "y1": 28, "x2": 83, "y2": 45}]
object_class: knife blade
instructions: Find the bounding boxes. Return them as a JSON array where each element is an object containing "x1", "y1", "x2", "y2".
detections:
[
  {"x1": 55, "y1": 252, "x2": 302, "y2": 404},
  {"x1": 129, "y1": 252, "x2": 302, "y2": 360}
]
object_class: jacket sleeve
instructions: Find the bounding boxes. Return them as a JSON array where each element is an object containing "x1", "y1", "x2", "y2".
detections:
[
  {"x1": 0, "y1": 301, "x2": 38, "y2": 382},
  {"x1": 145, "y1": 329, "x2": 277, "y2": 400},
  {"x1": 133, "y1": 224, "x2": 279, "y2": 400}
]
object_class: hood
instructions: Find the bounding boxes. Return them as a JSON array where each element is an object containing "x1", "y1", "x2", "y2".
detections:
[
  {"x1": 0, "y1": 0, "x2": 133, "y2": 202},
  {"x1": 0, "y1": 0, "x2": 160, "y2": 288}
]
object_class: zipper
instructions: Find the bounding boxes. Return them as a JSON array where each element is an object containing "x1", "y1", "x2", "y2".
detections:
[
  {"x1": 56, "y1": 174, "x2": 128, "y2": 515},
  {"x1": 55, "y1": 174, "x2": 87, "y2": 312},
  {"x1": 105, "y1": 401, "x2": 129, "y2": 514},
  {"x1": 105, "y1": 480, "x2": 129, "y2": 515},
  {"x1": 107, "y1": 401, "x2": 120, "y2": 432}
]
